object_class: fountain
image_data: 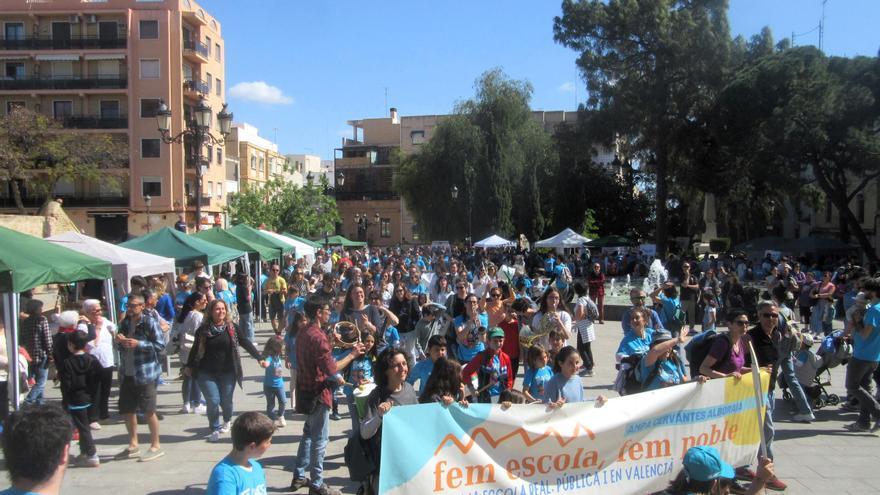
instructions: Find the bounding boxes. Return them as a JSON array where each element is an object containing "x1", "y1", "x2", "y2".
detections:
[{"x1": 597, "y1": 259, "x2": 669, "y2": 321}]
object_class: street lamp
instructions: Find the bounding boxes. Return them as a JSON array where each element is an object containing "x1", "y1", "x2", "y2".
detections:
[
  {"x1": 156, "y1": 95, "x2": 233, "y2": 231},
  {"x1": 355, "y1": 212, "x2": 380, "y2": 242},
  {"x1": 306, "y1": 171, "x2": 314, "y2": 184},
  {"x1": 450, "y1": 184, "x2": 471, "y2": 245},
  {"x1": 144, "y1": 194, "x2": 152, "y2": 233},
  {"x1": 336, "y1": 171, "x2": 345, "y2": 187}
]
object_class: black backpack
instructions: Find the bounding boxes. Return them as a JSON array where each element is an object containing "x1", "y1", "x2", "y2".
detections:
[
  {"x1": 685, "y1": 330, "x2": 730, "y2": 378},
  {"x1": 617, "y1": 353, "x2": 646, "y2": 395}
]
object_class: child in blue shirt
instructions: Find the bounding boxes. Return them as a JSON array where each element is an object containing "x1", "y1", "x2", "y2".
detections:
[
  {"x1": 284, "y1": 286, "x2": 305, "y2": 330},
  {"x1": 260, "y1": 338, "x2": 287, "y2": 427},
  {"x1": 382, "y1": 324, "x2": 401, "y2": 353},
  {"x1": 344, "y1": 332, "x2": 377, "y2": 432},
  {"x1": 544, "y1": 346, "x2": 606, "y2": 408},
  {"x1": 206, "y1": 412, "x2": 274, "y2": 495},
  {"x1": 522, "y1": 344, "x2": 553, "y2": 403}
]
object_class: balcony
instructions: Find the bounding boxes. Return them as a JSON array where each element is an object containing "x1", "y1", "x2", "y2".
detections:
[
  {"x1": 60, "y1": 115, "x2": 128, "y2": 129},
  {"x1": 183, "y1": 39, "x2": 209, "y2": 63},
  {"x1": 187, "y1": 195, "x2": 211, "y2": 207},
  {"x1": 0, "y1": 194, "x2": 128, "y2": 209},
  {"x1": 183, "y1": 79, "x2": 209, "y2": 99},
  {"x1": 0, "y1": 76, "x2": 127, "y2": 91},
  {"x1": 0, "y1": 35, "x2": 127, "y2": 51},
  {"x1": 335, "y1": 191, "x2": 399, "y2": 201}
]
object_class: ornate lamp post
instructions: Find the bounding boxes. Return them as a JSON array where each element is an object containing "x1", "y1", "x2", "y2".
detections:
[
  {"x1": 156, "y1": 96, "x2": 232, "y2": 230},
  {"x1": 355, "y1": 212, "x2": 380, "y2": 242},
  {"x1": 451, "y1": 184, "x2": 472, "y2": 244}
]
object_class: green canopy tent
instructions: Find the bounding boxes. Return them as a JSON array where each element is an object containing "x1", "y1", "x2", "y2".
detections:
[
  {"x1": 0, "y1": 226, "x2": 113, "y2": 410},
  {"x1": 228, "y1": 224, "x2": 294, "y2": 258},
  {"x1": 193, "y1": 228, "x2": 280, "y2": 262},
  {"x1": 322, "y1": 234, "x2": 367, "y2": 247},
  {"x1": 586, "y1": 235, "x2": 639, "y2": 249},
  {"x1": 120, "y1": 227, "x2": 245, "y2": 268}
]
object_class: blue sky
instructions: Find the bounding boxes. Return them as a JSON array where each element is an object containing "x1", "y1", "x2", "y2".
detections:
[{"x1": 205, "y1": 0, "x2": 880, "y2": 160}]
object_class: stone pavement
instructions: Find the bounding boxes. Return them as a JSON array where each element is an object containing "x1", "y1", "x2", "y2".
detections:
[{"x1": 17, "y1": 321, "x2": 880, "y2": 494}]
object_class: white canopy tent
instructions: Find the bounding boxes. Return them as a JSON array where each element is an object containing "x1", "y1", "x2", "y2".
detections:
[
  {"x1": 535, "y1": 228, "x2": 592, "y2": 249},
  {"x1": 46, "y1": 231, "x2": 176, "y2": 293},
  {"x1": 265, "y1": 231, "x2": 317, "y2": 264},
  {"x1": 473, "y1": 234, "x2": 516, "y2": 248}
]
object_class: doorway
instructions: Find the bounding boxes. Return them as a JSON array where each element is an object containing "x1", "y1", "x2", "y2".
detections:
[{"x1": 94, "y1": 214, "x2": 128, "y2": 243}]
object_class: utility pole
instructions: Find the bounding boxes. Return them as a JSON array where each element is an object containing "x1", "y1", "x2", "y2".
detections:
[{"x1": 819, "y1": 0, "x2": 828, "y2": 52}]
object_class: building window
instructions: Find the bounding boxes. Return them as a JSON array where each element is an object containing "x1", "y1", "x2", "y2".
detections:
[
  {"x1": 206, "y1": 145, "x2": 213, "y2": 165},
  {"x1": 215, "y1": 78, "x2": 221, "y2": 96},
  {"x1": 53, "y1": 101, "x2": 73, "y2": 119},
  {"x1": 141, "y1": 138, "x2": 160, "y2": 158},
  {"x1": 215, "y1": 43, "x2": 221, "y2": 62},
  {"x1": 141, "y1": 177, "x2": 162, "y2": 197},
  {"x1": 250, "y1": 156, "x2": 256, "y2": 170},
  {"x1": 216, "y1": 182, "x2": 222, "y2": 198},
  {"x1": 205, "y1": 36, "x2": 212, "y2": 56},
  {"x1": 205, "y1": 72, "x2": 212, "y2": 90},
  {"x1": 6, "y1": 101, "x2": 25, "y2": 114},
  {"x1": 5, "y1": 23, "x2": 24, "y2": 41},
  {"x1": 856, "y1": 193, "x2": 865, "y2": 224},
  {"x1": 206, "y1": 181, "x2": 213, "y2": 197},
  {"x1": 100, "y1": 100, "x2": 120, "y2": 118},
  {"x1": 5, "y1": 62, "x2": 25, "y2": 79},
  {"x1": 380, "y1": 218, "x2": 391, "y2": 238},
  {"x1": 217, "y1": 148, "x2": 222, "y2": 165},
  {"x1": 139, "y1": 20, "x2": 159, "y2": 39},
  {"x1": 824, "y1": 196, "x2": 833, "y2": 223},
  {"x1": 140, "y1": 59, "x2": 160, "y2": 79},
  {"x1": 410, "y1": 130, "x2": 426, "y2": 145},
  {"x1": 140, "y1": 99, "x2": 160, "y2": 118}
]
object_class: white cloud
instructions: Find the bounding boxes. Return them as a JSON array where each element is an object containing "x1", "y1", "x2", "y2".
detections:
[
  {"x1": 558, "y1": 81, "x2": 576, "y2": 93},
  {"x1": 229, "y1": 81, "x2": 294, "y2": 105}
]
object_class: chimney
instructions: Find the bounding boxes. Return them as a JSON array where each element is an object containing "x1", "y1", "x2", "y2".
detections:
[{"x1": 390, "y1": 107, "x2": 399, "y2": 124}]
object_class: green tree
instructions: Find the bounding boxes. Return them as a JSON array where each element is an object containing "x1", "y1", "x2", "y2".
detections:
[
  {"x1": 0, "y1": 107, "x2": 126, "y2": 213},
  {"x1": 554, "y1": 0, "x2": 732, "y2": 256},
  {"x1": 225, "y1": 177, "x2": 341, "y2": 238},
  {"x1": 396, "y1": 69, "x2": 557, "y2": 241}
]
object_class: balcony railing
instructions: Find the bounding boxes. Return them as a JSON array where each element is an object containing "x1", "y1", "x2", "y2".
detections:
[
  {"x1": 0, "y1": 194, "x2": 129, "y2": 208},
  {"x1": 60, "y1": 115, "x2": 128, "y2": 129},
  {"x1": 335, "y1": 190, "x2": 400, "y2": 201},
  {"x1": 0, "y1": 76, "x2": 127, "y2": 91},
  {"x1": 183, "y1": 79, "x2": 209, "y2": 95},
  {"x1": 183, "y1": 39, "x2": 209, "y2": 59},
  {"x1": 0, "y1": 36, "x2": 127, "y2": 50}
]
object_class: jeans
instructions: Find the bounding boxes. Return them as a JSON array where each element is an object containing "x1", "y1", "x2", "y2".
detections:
[
  {"x1": 764, "y1": 391, "x2": 776, "y2": 460},
  {"x1": 24, "y1": 357, "x2": 49, "y2": 405},
  {"x1": 294, "y1": 402, "x2": 330, "y2": 488},
  {"x1": 239, "y1": 312, "x2": 255, "y2": 343},
  {"x1": 846, "y1": 357, "x2": 880, "y2": 428},
  {"x1": 69, "y1": 407, "x2": 96, "y2": 457},
  {"x1": 264, "y1": 385, "x2": 286, "y2": 420},
  {"x1": 197, "y1": 370, "x2": 236, "y2": 432},
  {"x1": 779, "y1": 356, "x2": 812, "y2": 415},
  {"x1": 182, "y1": 374, "x2": 203, "y2": 408}
]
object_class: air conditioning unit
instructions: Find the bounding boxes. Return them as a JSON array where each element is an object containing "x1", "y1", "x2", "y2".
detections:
[
  {"x1": 69, "y1": 15, "x2": 80, "y2": 24},
  {"x1": 86, "y1": 15, "x2": 98, "y2": 24}
]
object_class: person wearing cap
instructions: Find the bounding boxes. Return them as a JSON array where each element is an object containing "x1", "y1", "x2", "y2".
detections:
[
  {"x1": 174, "y1": 275, "x2": 191, "y2": 314},
  {"x1": 461, "y1": 327, "x2": 512, "y2": 403},
  {"x1": 660, "y1": 446, "x2": 775, "y2": 495},
  {"x1": 640, "y1": 328, "x2": 706, "y2": 391}
]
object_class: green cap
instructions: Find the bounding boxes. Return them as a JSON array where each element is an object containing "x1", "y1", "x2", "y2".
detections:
[{"x1": 488, "y1": 327, "x2": 505, "y2": 339}]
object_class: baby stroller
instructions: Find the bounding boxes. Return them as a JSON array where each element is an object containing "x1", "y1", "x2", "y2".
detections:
[{"x1": 780, "y1": 331, "x2": 852, "y2": 409}]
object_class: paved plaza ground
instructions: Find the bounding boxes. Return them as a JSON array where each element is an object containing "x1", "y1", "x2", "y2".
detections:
[{"x1": 13, "y1": 321, "x2": 880, "y2": 494}]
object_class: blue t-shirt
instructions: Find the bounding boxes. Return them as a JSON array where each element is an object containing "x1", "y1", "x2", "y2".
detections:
[
  {"x1": 639, "y1": 356, "x2": 687, "y2": 391},
  {"x1": 284, "y1": 297, "x2": 305, "y2": 326},
  {"x1": 407, "y1": 358, "x2": 434, "y2": 395},
  {"x1": 542, "y1": 373, "x2": 584, "y2": 403},
  {"x1": 658, "y1": 294, "x2": 681, "y2": 326},
  {"x1": 544, "y1": 258, "x2": 556, "y2": 274},
  {"x1": 523, "y1": 365, "x2": 553, "y2": 400},
  {"x1": 454, "y1": 313, "x2": 489, "y2": 363},
  {"x1": 408, "y1": 282, "x2": 428, "y2": 295},
  {"x1": 855, "y1": 304, "x2": 880, "y2": 362},
  {"x1": 383, "y1": 326, "x2": 400, "y2": 350},
  {"x1": 263, "y1": 355, "x2": 284, "y2": 388},
  {"x1": 554, "y1": 264, "x2": 568, "y2": 289},
  {"x1": 617, "y1": 328, "x2": 654, "y2": 357},
  {"x1": 283, "y1": 332, "x2": 296, "y2": 368},
  {"x1": 175, "y1": 290, "x2": 191, "y2": 308},
  {"x1": 0, "y1": 489, "x2": 41, "y2": 495},
  {"x1": 206, "y1": 457, "x2": 266, "y2": 495}
]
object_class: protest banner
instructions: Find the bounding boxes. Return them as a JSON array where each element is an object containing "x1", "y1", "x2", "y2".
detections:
[{"x1": 379, "y1": 372, "x2": 769, "y2": 494}]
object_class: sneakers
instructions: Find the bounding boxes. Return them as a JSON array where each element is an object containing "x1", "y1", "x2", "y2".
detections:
[
  {"x1": 792, "y1": 412, "x2": 815, "y2": 423},
  {"x1": 275, "y1": 417, "x2": 287, "y2": 428},
  {"x1": 308, "y1": 484, "x2": 342, "y2": 495},
  {"x1": 89, "y1": 421, "x2": 102, "y2": 430},
  {"x1": 207, "y1": 430, "x2": 221, "y2": 443},
  {"x1": 179, "y1": 404, "x2": 192, "y2": 414},
  {"x1": 329, "y1": 412, "x2": 341, "y2": 421},
  {"x1": 113, "y1": 446, "x2": 140, "y2": 460},
  {"x1": 845, "y1": 422, "x2": 871, "y2": 432},
  {"x1": 194, "y1": 404, "x2": 207, "y2": 415},
  {"x1": 764, "y1": 477, "x2": 787, "y2": 491},
  {"x1": 220, "y1": 421, "x2": 232, "y2": 433},
  {"x1": 290, "y1": 477, "x2": 310, "y2": 492},
  {"x1": 139, "y1": 448, "x2": 165, "y2": 462},
  {"x1": 72, "y1": 454, "x2": 100, "y2": 467},
  {"x1": 735, "y1": 466, "x2": 756, "y2": 481}
]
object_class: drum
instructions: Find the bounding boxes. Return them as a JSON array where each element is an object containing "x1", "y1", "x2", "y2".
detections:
[{"x1": 353, "y1": 383, "x2": 377, "y2": 420}]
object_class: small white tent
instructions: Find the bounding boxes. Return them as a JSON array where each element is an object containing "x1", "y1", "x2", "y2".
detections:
[
  {"x1": 46, "y1": 231, "x2": 176, "y2": 292},
  {"x1": 535, "y1": 228, "x2": 591, "y2": 249},
  {"x1": 473, "y1": 234, "x2": 516, "y2": 248}
]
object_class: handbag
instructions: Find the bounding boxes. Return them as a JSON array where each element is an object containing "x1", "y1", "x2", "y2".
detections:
[{"x1": 344, "y1": 431, "x2": 377, "y2": 482}]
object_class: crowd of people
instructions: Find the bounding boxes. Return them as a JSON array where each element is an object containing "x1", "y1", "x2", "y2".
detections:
[{"x1": 2, "y1": 243, "x2": 878, "y2": 495}]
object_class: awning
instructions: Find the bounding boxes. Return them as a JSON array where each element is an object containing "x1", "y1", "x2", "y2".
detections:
[
  {"x1": 0, "y1": 55, "x2": 30, "y2": 61},
  {"x1": 35, "y1": 54, "x2": 80, "y2": 61},
  {"x1": 83, "y1": 53, "x2": 126, "y2": 61}
]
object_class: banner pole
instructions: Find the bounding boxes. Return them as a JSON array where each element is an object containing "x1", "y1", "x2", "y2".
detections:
[{"x1": 747, "y1": 340, "x2": 769, "y2": 459}]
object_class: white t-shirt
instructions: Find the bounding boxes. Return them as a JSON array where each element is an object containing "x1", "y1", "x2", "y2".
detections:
[
  {"x1": 88, "y1": 320, "x2": 117, "y2": 368},
  {"x1": 531, "y1": 310, "x2": 573, "y2": 348}
]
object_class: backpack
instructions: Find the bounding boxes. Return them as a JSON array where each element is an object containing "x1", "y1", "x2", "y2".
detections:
[
  {"x1": 615, "y1": 353, "x2": 646, "y2": 395},
  {"x1": 685, "y1": 329, "x2": 729, "y2": 378},
  {"x1": 561, "y1": 266, "x2": 573, "y2": 285},
  {"x1": 344, "y1": 431, "x2": 377, "y2": 483}
]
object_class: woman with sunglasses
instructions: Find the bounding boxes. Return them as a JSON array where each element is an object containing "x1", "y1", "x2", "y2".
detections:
[{"x1": 698, "y1": 308, "x2": 751, "y2": 379}]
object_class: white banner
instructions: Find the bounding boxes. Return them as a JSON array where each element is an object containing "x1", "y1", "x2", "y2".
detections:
[{"x1": 379, "y1": 373, "x2": 769, "y2": 494}]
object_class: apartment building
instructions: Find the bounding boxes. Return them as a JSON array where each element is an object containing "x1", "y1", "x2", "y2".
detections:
[
  {"x1": 225, "y1": 122, "x2": 287, "y2": 189},
  {"x1": 0, "y1": 0, "x2": 227, "y2": 241},
  {"x1": 285, "y1": 154, "x2": 323, "y2": 187},
  {"x1": 335, "y1": 108, "x2": 587, "y2": 246}
]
